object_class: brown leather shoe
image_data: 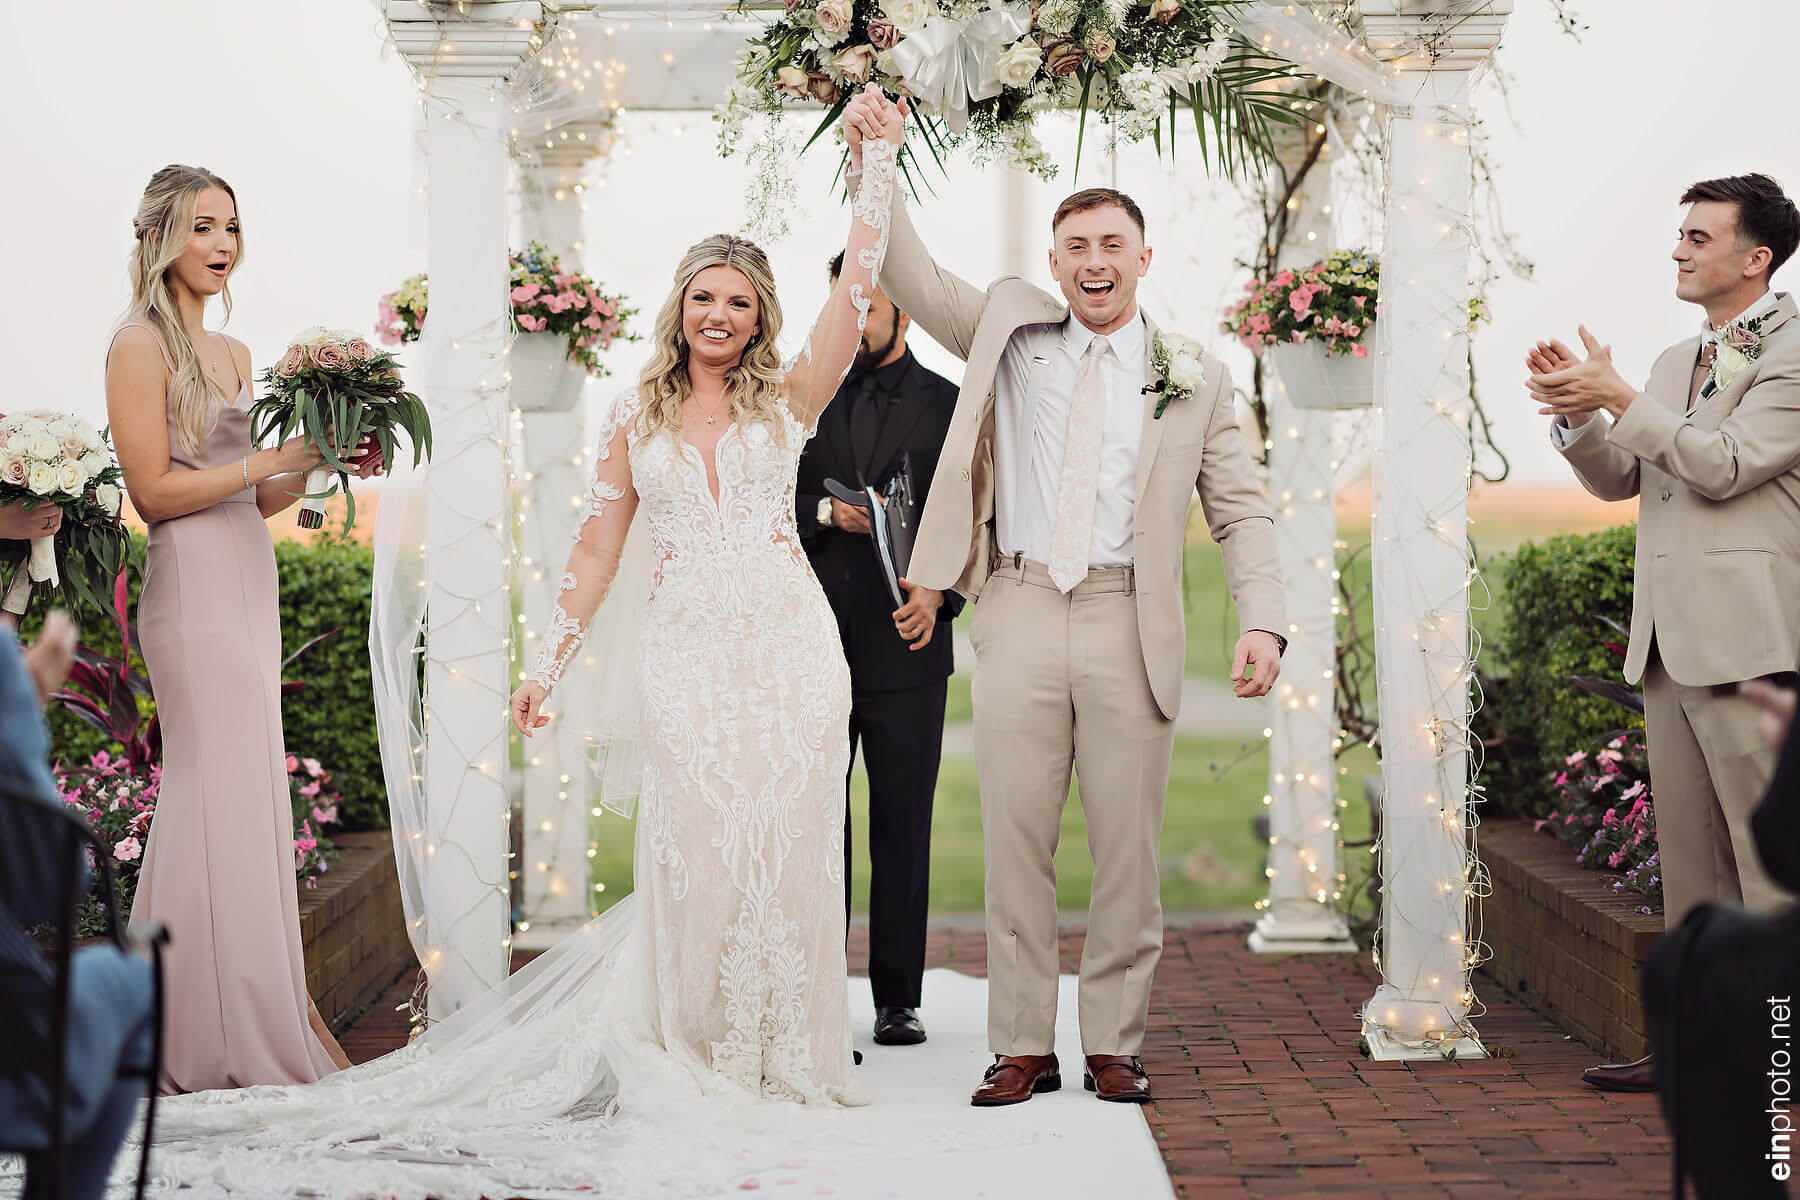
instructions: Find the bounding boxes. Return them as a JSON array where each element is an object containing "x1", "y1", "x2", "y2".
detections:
[
  {"x1": 970, "y1": 1054, "x2": 1061, "y2": 1106},
  {"x1": 1582, "y1": 1052, "x2": 1655, "y2": 1093},
  {"x1": 1084, "y1": 1055, "x2": 1152, "y2": 1103}
]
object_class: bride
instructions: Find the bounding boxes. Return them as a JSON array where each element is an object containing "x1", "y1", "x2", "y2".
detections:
[{"x1": 110, "y1": 88, "x2": 905, "y2": 1200}]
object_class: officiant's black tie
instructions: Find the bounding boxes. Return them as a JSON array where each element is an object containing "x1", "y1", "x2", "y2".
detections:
[{"x1": 848, "y1": 374, "x2": 883, "y2": 484}]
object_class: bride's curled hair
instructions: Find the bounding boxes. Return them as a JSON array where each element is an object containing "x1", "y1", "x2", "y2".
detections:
[{"x1": 635, "y1": 234, "x2": 791, "y2": 445}]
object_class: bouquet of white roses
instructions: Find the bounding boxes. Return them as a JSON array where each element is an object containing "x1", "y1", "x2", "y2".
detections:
[
  {"x1": 0, "y1": 410, "x2": 129, "y2": 618},
  {"x1": 251, "y1": 328, "x2": 432, "y2": 534}
]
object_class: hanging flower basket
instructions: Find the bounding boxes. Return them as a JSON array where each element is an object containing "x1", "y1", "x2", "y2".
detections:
[
  {"x1": 376, "y1": 242, "x2": 638, "y2": 391},
  {"x1": 510, "y1": 330, "x2": 587, "y2": 413},
  {"x1": 1273, "y1": 338, "x2": 1374, "y2": 411}
]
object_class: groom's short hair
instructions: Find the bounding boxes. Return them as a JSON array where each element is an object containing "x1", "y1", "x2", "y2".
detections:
[
  {"x1": 1052, "y1": 188, "x2": 1146, "y2": 240},
  {"x1": 1681, "y1": 173, "x2": 1800, "y2": 278}
]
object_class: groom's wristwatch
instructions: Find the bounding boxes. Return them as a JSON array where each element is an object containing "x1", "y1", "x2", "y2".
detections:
[{"x1": 817, "y1": 497, "x2": 834, "y2": 529}]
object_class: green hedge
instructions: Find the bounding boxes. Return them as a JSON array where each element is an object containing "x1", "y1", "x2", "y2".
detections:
[
  {"x1": 272, "y1": 537, "x2": 384, "y2": 830},
  {"x1": 1479, "y1": 523, "x2": 1640, "y2": 819},
  {"x1": 32, "y1": 532, "x2": 388, "y2": 831}
]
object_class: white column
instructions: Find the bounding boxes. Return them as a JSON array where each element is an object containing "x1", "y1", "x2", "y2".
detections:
[
  {"x1": 1357, "y1": 0, "x2": 1509, "y2": 1060},
  {"x1": 389, "y1": 0, "x2": 542, "y2": 1018},
  {"x1": 1250, "y1": 130, "x2": 1355, "y2": 955},
  {"x1": 515, "y1": 130, "x2": 608, "y2": 946}
]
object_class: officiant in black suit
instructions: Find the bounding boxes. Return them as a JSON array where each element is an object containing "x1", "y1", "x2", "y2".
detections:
[{"x1": 796, "y1": 251, "x2": 962, "y2": 1047}]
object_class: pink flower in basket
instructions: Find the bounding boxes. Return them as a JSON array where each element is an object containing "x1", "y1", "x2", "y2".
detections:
[{"x1": 512, "y1": 282, "x2": 542, "y2": 304}]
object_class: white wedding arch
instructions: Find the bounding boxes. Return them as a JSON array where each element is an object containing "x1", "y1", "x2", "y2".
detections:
[{"x1": 369, "y1": 0, "x2": 1512, "y2": 1061}]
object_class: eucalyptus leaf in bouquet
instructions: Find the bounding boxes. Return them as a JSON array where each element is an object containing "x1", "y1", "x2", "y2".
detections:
[{"x1": 252, "y1": 328, "x2": 432, "y2": 535}]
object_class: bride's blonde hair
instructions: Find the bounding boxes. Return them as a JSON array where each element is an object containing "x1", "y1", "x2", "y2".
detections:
[
  {"x1": 635, "y1": 235, "x2": 789, "y2": 445},
  {"x1": 126, "y1": 164, "x2": 241, "y2": 456}
]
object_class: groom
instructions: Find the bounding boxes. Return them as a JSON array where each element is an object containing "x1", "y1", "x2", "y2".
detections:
[{"x1": 842, "y1": 93, "x2": 1286, "y2": 1106}]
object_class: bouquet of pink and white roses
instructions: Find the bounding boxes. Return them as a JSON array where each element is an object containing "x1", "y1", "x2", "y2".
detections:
[
  {"x1": 252, "y1": 328, "x2": 432, "y2": 534},
  {"x1": 0, "y1": 410, "x2": 129, "y2": 619}
]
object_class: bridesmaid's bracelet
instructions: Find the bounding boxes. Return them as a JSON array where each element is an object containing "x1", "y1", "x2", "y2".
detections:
[{"x1": 242, "y1": 456, "x2": 252, "y2": 491}]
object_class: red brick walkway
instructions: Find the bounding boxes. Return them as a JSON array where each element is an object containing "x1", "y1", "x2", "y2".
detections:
[{"x1": 341, "y1": 920, "x2": 1672, "y2": 1199}]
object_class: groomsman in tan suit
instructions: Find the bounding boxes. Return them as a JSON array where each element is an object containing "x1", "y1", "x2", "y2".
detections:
[
  {"x1": 841, "y1": 93, "x2": 1286, "y2": 1107},
  {"x1": 1528, "y1": 172, "x2": 1800, "y2": 1093}
]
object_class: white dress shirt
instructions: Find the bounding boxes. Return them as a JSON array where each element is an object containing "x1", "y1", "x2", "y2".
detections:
[
  {"x1": 1550, "y1": 290, "x2": 1778, "y2": 448},
  {"x1": 993, "y1": 309, "x2": 1147, "y2": 568}
]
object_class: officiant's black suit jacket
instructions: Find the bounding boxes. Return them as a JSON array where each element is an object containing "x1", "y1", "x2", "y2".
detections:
[{"x1": 796, "y1": 349, "x2": 963, "y2": 691}]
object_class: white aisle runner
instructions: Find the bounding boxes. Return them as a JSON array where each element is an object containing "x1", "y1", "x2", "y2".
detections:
[{"x1": 710, "y1": 969, "x2": 1175, "y2": 1200}]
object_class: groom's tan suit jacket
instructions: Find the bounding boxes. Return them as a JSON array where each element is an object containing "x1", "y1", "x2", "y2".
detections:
[
  {"x1": 881, "y1": 199, "x2": 1286, "y2": 719},
  {"x1": 1557, "y1": 292, "x2": 1800, "y2": 687},
  {"x1": 1556, "y1": 290, "x2": 1800, "y2": 921}
]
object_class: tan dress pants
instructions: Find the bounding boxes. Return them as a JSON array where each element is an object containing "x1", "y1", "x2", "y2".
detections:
[
  {"x1": 969, "y1": 557, "x2": 1177, "y2": 1056},
  {"x1": 1643, "y1": 646, "x2": 1792, "y2": 923}
]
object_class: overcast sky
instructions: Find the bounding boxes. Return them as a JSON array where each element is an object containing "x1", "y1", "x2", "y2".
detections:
[{"x1": 3, "y1": 0, "x2": 1793, "y2": 487}]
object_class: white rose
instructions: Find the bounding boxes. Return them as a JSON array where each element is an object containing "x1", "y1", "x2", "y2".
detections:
[
  {"x1": 27, "y1": 463, "x2": 56, "y2": 496},
  {"x1": 96, "y1": 483, "x2": 122, "y2": 517},
  {"x1": 55, "y1": 460, "x2": 85, "y2": 494},
  {"x1": 1714, "y1": 343, "x2": 1750, "y2": 390},
  {"x1": 993, "y1": 39, "x2": 1041, "y2": 89},
  {"x1": 816, "y1": 0, "x2": 853, "y2": 40},
  {"x1": 1169, "y1": 352, "x2": 1207, "y2": 392},
  {"x1": 883, "y1": 0, "x2": 935, "y2": 35},
  {"x1": 81, "y1": 449, "x2": 108, "y2": 476},
  {"x1": 27, "y1": 433, "x2": 59, "y2": 461}
]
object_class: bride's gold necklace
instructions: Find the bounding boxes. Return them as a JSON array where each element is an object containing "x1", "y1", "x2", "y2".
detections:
[{"x1": 694, "y1": 392, "x2": 728, "y2": 426}]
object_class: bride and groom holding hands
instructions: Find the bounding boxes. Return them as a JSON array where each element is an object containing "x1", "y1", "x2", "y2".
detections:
[
  {"x1": 510, "y1": 81, "x2": 1285, "y2": 1109},
  {"x1": 141, "y1": 83, "x2": 1283, "y2": 1192}
]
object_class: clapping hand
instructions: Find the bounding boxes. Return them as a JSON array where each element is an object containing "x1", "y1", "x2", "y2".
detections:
[
  {"x1": 1740, "y1": 678, "x2": 1797, "y2": 750},
  {"x1": 1525, "y1": 326, "x2": 1637, "y2": 420}
]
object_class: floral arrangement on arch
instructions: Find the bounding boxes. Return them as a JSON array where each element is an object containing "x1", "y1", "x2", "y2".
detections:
[
  {"x1": 53, "y1": 750, "x2": 341, "y2": 938},
  {"x1": 377, "y1": 242, "x2": 638, "y2": 379},
  {"x1": 716, "y1": 0, "x2": 1294, "y2": 194},
  {"x1": 1534, "y1": 734, "x2": 1661, "y2": 914}
]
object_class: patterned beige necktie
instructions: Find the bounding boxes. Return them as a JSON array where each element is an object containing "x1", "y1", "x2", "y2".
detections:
[
  {"x1": 1689, "y1": 339, "x2": 1716, "y2": 411},
  {"x1": 1047, "y1": 335, "x2": 1111, "y2": 593}
]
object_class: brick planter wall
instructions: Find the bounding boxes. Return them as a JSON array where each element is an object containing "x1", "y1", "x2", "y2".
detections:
[
  {"x1": 1477, "y1": 819, "x2": 1664, "y2": 1062},
  {"x1": 298, "y1": 830, "x2": 416, "y2": 1034}
]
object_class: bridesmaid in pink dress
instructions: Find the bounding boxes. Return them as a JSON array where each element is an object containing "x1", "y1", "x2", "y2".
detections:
[{"x1": 105, "y1": 165, "x2": 376, "y2": 1092}]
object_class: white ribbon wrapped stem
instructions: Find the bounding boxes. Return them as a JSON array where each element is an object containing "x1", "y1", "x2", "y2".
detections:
[
  {"x1": 889, "y1": 3, "x2": 1029, "y2": 134},
  {"x1": 26, "y1": 534, "x2": 56, "y2": 588}
]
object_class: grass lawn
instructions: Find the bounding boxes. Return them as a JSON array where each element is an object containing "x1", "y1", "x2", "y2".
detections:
[{"x1": 586, "y1": 737, "x2": 1380, "y2": 918}]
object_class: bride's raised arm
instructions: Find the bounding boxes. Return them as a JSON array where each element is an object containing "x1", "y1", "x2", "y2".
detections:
[
  {"x1": 511, "y1": 392, "x2": 641, "y2": 733},
  {"x1": 783, "y1": 85, "x2": 905, "y2": 427}
]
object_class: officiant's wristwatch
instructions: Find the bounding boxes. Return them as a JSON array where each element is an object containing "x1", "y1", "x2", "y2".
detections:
[{"x1": 817, "y1": 497, "x2": 834, "y2": 529}]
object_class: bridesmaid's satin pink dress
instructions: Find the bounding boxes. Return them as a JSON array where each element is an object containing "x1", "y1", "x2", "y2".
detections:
[{"x1": 111, "y1": 324, "x2": 338, "y2": 1093}]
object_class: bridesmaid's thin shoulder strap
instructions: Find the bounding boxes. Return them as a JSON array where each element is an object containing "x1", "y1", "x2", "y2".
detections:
[{"x1": 108, "y1": 322, "x2": 175, "y2": 372}]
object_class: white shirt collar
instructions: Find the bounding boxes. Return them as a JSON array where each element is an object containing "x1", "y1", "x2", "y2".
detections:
[
  {"x1": 1702, "y1": 289, "x2": 1778, "y2": 343},
  {"x1": 1062, "y1": 307, "x2": 1146, "y2": 365}
]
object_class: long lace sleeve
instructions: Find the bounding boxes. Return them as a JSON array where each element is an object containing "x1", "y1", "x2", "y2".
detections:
[
  {"x1": 525, "y1": 392, "x2": 641, "y2": 693},
  {"x1": 783, "y1": 138, "x2": 898, "y2": 426}
]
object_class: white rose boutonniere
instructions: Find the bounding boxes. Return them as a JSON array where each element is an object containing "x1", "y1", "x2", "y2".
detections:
[
  {"x1": 1706, "y1": 314, "x2": 1769, "y2": 397},
  {"x1": 1150, "y1": 331, "x2": 1205, "y2": 418}
]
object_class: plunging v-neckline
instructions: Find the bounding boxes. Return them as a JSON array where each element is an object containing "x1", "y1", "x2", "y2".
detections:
[{"x1": 679, "y1": 421, "x2": 739, "y2": 508}]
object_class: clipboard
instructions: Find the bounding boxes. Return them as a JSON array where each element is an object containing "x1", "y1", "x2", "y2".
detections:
[{"x1": 824, "y1": 454, "x2": 918, "y2": 608}]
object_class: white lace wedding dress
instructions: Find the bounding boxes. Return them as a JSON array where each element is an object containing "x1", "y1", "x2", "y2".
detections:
[{"x1": 66, "y1": 141, "x2": 901, "y2": 1200}]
